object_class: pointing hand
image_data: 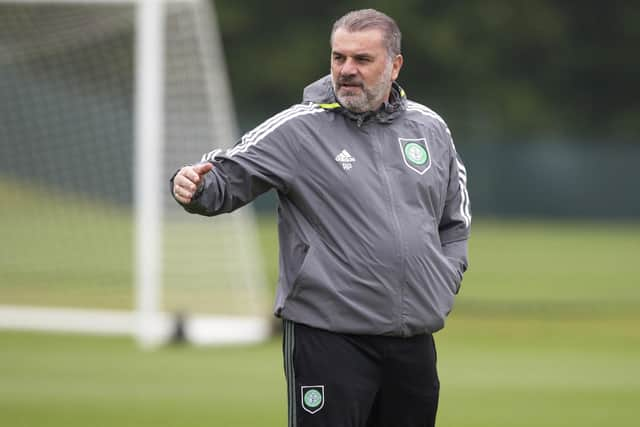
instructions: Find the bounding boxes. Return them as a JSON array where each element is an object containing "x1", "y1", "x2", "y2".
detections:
[{"x1": 172, "y1": 162, "x2": 214, "y2": 204}]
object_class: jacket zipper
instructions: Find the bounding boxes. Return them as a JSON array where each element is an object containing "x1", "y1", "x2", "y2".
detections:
[{"x1": 369, "y1": 125, "x2": 408, "y2": 336}]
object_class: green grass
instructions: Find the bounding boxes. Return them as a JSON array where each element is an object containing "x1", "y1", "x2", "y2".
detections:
[
  {"x1": 0, "y1": 180, "x2": 133, "y2": 308},
  {"x1": 1, "y1": 311, "x2": 638, "y2": 427},
  {"x1": 1, "y1": 179, "x2": 640, "y2": 426},
  {"x1": 460, "y1": 220, "x2": 640, "y2": 308},
  {"x1": 0, "y1": 332, "x2": 286, "y2": 427},
  {"x1": 437, "y1": 313, "x2": 640, "y2": 427},
  {"x1": 0, "y1": 180, "x2": 270, "y2": 314}
]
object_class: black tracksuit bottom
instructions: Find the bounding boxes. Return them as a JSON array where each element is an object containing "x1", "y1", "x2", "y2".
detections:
[{"x1": 283, "y1": 320, "x2": 440, "y2": 427}]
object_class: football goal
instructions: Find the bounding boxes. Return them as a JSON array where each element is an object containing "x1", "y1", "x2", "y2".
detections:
[{"x1": 0, "y1": 0, "x2": 272, "y2": 346}]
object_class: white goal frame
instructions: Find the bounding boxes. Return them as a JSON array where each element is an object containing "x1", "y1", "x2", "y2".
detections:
[{"x1": 0, "y1": 0, "x2": 272, "y2": 347}]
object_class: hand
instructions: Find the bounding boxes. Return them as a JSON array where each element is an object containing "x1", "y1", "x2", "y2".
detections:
[{"x1": 172, "y1": 162, "x2": 214, "y2": 204}]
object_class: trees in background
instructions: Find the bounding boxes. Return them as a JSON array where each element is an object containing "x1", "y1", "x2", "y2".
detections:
[{"x1": 215, "y1": 0, "x2": 638, "y2": 144}]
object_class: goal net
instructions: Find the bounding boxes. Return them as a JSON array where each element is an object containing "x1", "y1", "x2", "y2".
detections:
[{"x1": 0, "y1": 0, "x2": 272, "y2": 346}]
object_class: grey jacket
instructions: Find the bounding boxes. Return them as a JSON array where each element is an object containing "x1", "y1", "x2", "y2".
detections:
[{"x1": 174, "y1": 75, "x2": 471, "y2": 337}]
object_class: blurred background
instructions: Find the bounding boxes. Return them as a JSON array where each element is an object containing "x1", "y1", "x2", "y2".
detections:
[
  {"x1": 1, "y1": 1, "x2": 639, "y2": 426},
  {"x1": 222, "y1": 0, "x2": 640, "y2": 218}
]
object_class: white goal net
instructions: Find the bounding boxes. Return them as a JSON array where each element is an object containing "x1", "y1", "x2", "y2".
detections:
[{"x1": 0, "y1": 0, "x2": 272, "y2": 346}]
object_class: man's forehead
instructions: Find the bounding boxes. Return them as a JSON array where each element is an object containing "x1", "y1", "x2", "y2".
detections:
[{"x1": 331, "y1": 28, "x2": 386, "y2": 53}]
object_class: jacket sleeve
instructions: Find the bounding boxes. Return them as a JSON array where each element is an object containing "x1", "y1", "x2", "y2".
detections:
[
  {"x1": 171, "y1": 114, "x2": 298, "y2": 216},
  {"x1": 438, "y1": 126, "x2": 471, "y2": 280}
]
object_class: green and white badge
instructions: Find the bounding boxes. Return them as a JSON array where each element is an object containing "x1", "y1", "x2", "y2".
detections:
[
  {"x1": 399, "y1": 137, "x2": 431, "y2": 174},
  {"x1": 301, "y1": 385, "x2": 325, "y2": 414}
]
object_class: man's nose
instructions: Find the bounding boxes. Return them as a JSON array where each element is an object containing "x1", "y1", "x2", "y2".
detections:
[{"x1": 340, "y1": 58, "x2": 358, "y2": 77}]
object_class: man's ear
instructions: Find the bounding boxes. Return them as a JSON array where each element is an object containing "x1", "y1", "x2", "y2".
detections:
[{"x1": 391, "y1": 54, "x2": 403, "y2": 81}]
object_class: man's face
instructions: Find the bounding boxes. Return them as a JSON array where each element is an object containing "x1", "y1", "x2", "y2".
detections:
[{"x1": 330, "y1": 28, "x2": 403, "y2": 113}]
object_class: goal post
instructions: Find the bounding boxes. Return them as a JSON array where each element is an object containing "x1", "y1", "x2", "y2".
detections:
[
  {"x1": 0, "y1": 0, "x2": 272, "y2": 346},
  {"x1": 135, "y1": 0, "x2": 166, "y2": 347}
]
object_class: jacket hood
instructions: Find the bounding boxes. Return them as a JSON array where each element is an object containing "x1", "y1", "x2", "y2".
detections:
[{"x1": 302, "y1": 75, "x2": 407, "y2": 124}]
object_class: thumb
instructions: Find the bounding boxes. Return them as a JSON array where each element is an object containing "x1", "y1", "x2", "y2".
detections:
[{"x1": 193, "y1": 162, "x2": 214, "y2": 176}]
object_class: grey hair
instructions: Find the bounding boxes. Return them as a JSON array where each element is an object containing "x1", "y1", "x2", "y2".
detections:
[{"x1": 331, "y1": 9, "x2": 402, "y2": 58}]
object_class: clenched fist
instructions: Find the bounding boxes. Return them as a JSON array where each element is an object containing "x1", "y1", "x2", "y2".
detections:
[{"x1": 172, "y1": 162, "x2": 214, "y2": 204}]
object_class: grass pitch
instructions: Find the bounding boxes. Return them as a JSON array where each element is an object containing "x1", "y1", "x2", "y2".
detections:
[
  {"x1": 1, "y1": 310, "x2": 638, "y2": 427},
  {"x1": 1, "y1": 182, "x2": 639, "y2": 426}
]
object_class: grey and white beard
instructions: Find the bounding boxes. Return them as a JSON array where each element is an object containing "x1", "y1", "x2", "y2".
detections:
[{"x1": 331, "y1": 61, "x2": 393, "y2": 113}]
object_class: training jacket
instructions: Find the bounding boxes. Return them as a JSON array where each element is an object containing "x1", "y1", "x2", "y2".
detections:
[{"x1": 173, "y1": 75, "x2": 471, "y2": 337}]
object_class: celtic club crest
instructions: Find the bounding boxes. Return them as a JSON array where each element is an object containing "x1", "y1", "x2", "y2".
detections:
[
  {"x1": 301, "y1": 385, "x2": 325, "y2": 414},
  {"x1": 398, "y1": 137, "x2": 431, "y2": 174}
]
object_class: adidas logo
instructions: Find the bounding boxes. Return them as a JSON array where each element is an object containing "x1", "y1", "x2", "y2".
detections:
[{"x1": 335, "y1": 149, "x2": 356, "y2": 170}]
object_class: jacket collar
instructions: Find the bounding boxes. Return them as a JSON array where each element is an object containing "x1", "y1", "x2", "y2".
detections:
[{"x1": 302, "y1": 75, "x2": 407, "y2": 125}]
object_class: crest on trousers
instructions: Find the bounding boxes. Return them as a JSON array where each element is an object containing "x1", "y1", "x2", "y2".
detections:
[
  {"x1": 301, "y1": 385, "x2": 325, "y2": 414},
  {"x1": 398, "y1": 137, "x2": 431, "y2": 174}
]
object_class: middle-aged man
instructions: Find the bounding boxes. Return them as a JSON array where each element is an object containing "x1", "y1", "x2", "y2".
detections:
[{"x1": 171, "y1": 8, "x2": 471, "y2": 427}]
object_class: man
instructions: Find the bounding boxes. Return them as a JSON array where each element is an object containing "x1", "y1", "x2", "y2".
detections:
[{"x1": 172, "y1": 9, "x2": 471, "y2": 427}]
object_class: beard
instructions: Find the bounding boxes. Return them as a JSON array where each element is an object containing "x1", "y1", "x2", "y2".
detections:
[{"x1": 332, "y1": 62, "x2": 393, "y2": 113}]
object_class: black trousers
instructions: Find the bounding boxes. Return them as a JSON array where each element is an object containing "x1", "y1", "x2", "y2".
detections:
[{"x1": 283, "y1": 320, "x2": 439, "y2": 427}]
